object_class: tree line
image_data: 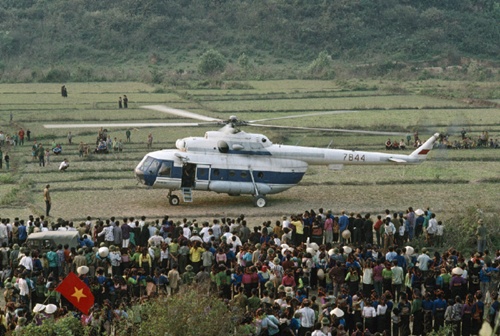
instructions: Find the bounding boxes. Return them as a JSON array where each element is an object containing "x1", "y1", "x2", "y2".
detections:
[{"x1": 0, "y1": 0, "x2": 498, "y2": 81}]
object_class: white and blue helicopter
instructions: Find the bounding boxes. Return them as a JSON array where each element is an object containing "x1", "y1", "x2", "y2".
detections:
[{"x1": 45, "y1": 106, "x2": 439, "y2": 207}]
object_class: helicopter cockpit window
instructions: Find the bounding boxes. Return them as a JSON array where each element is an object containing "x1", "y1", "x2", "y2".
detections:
[
  {"x1": 138, "y1": 157, "x2": 154, "y2": 172},
  {"x1": 158, "y1": 162, "x2": 172, "y2": 177},
  {"x1": 217, "y1": 140, "x2": 229, "y2": 153},
  {"x1": 148, "y1": 160, "x2": 160, "y2": 175}
]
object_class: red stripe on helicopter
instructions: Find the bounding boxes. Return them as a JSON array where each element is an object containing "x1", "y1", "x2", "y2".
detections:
[{"x1": 419, "y1": 149, "x2": 430, "y2": 155}]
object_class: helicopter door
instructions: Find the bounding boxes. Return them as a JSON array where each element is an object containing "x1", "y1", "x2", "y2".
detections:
[
  {"x1": 181, "y1": 163, "x2": 196, "y2": 188},
  {"x1": 195, "y1": 165, "x2": 211, "y2": 190}
]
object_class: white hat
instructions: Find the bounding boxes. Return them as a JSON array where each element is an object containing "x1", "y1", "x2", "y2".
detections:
[
  {"x1": 405, "y1": 246, "x2": 414, "y2": 256},
  {"x1": 331, "y1": 307, "x2": 345, "y2": 318},
  {"x1": 310, "y1": 243, "x2": 319, "y2": 251},
  {"x1": 452, "y1": 267, "x2": 464, "y2": 275},
  {"x1": 317, "y1": 268, "x2": 325, "y2": 280},
  {"x1": 77, "y1": 265, "x2": 89, "y2": 275},
  {"x1": 415, "y1": 209, "x2": 425, "y2": 216},
  {"x1": 343, "y1": 246, "x2": 352, "y2": 254},
  {"x1": 306, "y1": 247, "x2": 314, "y2": 255},
  {"x1": 328, "y1": 249, "x2": 335, "y2": 256},
  {"x1": 45, "y1": 304, "x2": 58, "y2": 314},
  {"x1": 33, "y1": 303, "x2": 46, "y2": 313}
]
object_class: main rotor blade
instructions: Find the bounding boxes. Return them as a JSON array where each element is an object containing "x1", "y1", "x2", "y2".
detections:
[
  {"x1": 250, "y1": 124, "x2": 406, "y2": 136},
  {"x1": 142, "y1": 105, "x2": 222, "y2": 122},
  {"x1": 248, "y1": 110, "x2": 359, "y2": 123},
  {"x1": 44, "y1": 123, "x2": 206, "y2": 129}
]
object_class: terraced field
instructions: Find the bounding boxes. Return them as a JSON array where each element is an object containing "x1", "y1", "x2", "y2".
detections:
[{"x1": 0, "y1": 80, "x2": 498, "y2": 224}]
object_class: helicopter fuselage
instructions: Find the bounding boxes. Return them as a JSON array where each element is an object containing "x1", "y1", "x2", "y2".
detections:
[{"x1": 134, "y1": 129, "x2": 438, "y2": 202}]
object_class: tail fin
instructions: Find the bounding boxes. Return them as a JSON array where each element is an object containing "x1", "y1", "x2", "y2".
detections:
[{"x1": 410, "y1": 133, "x2": 440, "y2": 160}]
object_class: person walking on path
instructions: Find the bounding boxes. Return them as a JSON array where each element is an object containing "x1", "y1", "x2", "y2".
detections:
[
  {"x1": 44, "y1": 184, "x2": 51, "y2": 217},
  {"x1": 147, "y1": 133, "x2": 153, "y2": 149}
]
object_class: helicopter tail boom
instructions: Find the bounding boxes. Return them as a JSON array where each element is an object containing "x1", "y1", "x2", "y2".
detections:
[{"x1": 409, "y1": 133, "x2": 440, "y2": 160}]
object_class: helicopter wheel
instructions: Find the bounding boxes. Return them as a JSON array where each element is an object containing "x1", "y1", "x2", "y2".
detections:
[
  {"x1": 169, "y1": 195, "x2": 180, "y2": 206},
  {"x1": 253, "y1": 195, "x2": 267, "y2": 208}
]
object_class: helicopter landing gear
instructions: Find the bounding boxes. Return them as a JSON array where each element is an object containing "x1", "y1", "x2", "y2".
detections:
[
  {"x1": 253, "y1": 195, "x2": 267, "y2": 208},
  {"x1": 169, "y1": 195, "x2": 180, "y2": 206},
  {"x1": 168, "y1": 190, "x2": 180, "y2": 206}
]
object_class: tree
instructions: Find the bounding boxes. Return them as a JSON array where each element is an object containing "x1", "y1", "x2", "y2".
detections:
[
  {"x1": 307, "y1": 50, "x2": 334, "y2": 78},
  {"x1": 198, "y1": 49, "x2": 226, "y2": 76}
]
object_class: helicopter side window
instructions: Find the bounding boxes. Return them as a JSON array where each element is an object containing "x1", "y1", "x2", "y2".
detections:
[
  {"x1": 158, "y1": 162, "x2": 173, "y2": 177},
  {"x1": 198, "y1": 168, "x2": 207, "y2": 177},
  {"x1": 213, "y1": 169, "x2": 220, "y2": 176},
  {"x1": 241, "y1": 172, "x2": 247, "y2": 178},
  {"x1": 229, "y1": 170, "x2": 235, "y2": 177},
  {"x1": 257, "y1": 172, "x2": 264, "y2": 179}
]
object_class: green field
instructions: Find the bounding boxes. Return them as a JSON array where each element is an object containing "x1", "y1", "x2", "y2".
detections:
[{"x1": 0, "y1": 80, "x2": 499, "y2": 224}]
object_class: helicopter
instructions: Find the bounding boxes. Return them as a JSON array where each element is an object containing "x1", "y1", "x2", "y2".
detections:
[{"x1": 45, "y1": 106, "x2": 439, "y2": 207}]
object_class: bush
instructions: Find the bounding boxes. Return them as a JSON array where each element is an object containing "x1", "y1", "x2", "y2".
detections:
[
  {"x1": 198, "y1": 49, "x2": 226, "y2": 76},
  {"x1": 42, "y1": 68, "x2": 71, "y2": 83},
  {"x1": 21, "y1": 315, "x2": 89, "y2": 335},
  {"x1": 116, "y1": 287, "x2": 241, "y2": 336},
  {"x1": 307, "y1": 51, "x2": 334, "y2": 78}
]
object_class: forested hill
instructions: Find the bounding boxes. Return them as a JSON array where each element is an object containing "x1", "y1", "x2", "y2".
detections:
[{"x1": 0, "y1": 0, "x2": 499, "y2": 74}]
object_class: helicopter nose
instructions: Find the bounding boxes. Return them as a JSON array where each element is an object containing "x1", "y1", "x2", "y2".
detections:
[{"x1": 135, "y1": 168, "x2": 145, "y2": 184}]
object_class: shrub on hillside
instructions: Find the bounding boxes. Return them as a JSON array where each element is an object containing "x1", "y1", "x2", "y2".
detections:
[
  {"x1": 42, "y1": 68, "x2": 71, "y2": 83},
  {"x1": 198, "y1": 49, "x2": 226, "y2": 76}
]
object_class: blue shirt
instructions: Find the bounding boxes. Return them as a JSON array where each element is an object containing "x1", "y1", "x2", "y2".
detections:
[
  {"x1": 18, "y1": 225, "x2": 27, "y2": 240},
  {"x1": 433, "y1": 298, "x2": 447, "y2": 314},
  {"x1": 339, "y1": 215, "x2": 349, "y2": 232}
]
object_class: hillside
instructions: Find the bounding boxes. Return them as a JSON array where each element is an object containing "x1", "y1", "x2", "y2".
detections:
[{"x1": 0, "y1": 0, "x2": 499, "y2": 81}]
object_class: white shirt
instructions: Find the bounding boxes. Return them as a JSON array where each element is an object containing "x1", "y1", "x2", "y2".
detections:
[
  {"x1": 377, "y1": 304, "x2": 388, "y2": 316},
  {"x1": 183, "y1": 227, "x2": 191, "y2": 239},
  {"x1": 212, "y1": 224, "x2": 221, "y2": 239},
  {"x1": 436, "y1": 224, "x2": 444, "y2": 236},
  {"x1": 59, "y1": 161, "x2": 69, "y2": 170},
  {"x1": 199, "y1": 227, "x2": 210, "y2": 241},
  {"x1": 296, "y1": 307, "x2": 316, "y2": 328},
  {"x1": 19, "y1": 256, "x2": 33, "y2": 271},
  {"x1": 18, "y1": 278, "x2": 30, "y2": 296},
  {"x1": 362, "y1": 306, "x2": 377, "y2": 318},
  {"x1": 427, "y1": 218, "x2": 438, "y2": 234},
  {"x1": 417, "y1": 253, "x2": 431, "y2": 271},
  {"x1": 384, "y1": 223, "x2": 396, "y2": 235},
  {"x1": 0, "y1": 224, "x2": 7, "y2": 239}
]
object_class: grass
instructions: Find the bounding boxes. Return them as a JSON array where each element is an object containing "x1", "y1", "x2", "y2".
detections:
[{"x1": 0, "y1": 79, "x2": 499, "y2": 223}]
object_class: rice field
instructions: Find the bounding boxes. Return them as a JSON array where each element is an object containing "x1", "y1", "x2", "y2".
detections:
[{"x1": 0, "y1": 79, "x2": 499, "y2": 224}]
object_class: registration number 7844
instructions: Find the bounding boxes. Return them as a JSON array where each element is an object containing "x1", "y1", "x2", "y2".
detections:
[{"x1": 344, "y1": 154, "x2": 366, "y2": 162}]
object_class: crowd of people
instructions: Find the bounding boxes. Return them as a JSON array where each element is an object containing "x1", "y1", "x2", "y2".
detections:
[
  {"x1": 385, "y1": 131, "x2": 499, "y2": 151},
  {"x1": 0, "y1": 207, "x2": 498, "y2": 335}
]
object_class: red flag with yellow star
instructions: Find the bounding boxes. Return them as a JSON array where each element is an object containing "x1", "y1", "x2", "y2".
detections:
[{"x1": 56, "y1": 272, "x2": 94, "y2": 315}]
